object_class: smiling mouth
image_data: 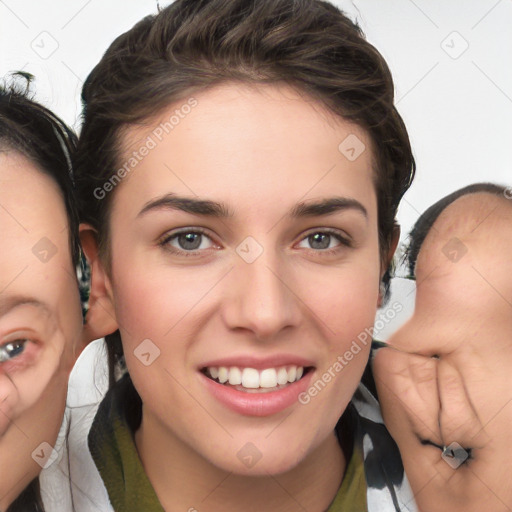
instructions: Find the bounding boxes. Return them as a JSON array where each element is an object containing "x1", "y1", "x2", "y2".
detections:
[{"x1": 201, "y1": 365, "x2": 313, "y2": 393}]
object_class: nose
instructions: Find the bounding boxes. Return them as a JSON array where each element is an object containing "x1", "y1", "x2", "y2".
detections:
[{"x1": 221, "y1": 245, "x2": 302, "y2": 340}]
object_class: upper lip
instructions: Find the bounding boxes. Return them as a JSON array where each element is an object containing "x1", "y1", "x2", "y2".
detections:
[{"x1": 199, "y1": 354, "x2": 315, "y2": 371}]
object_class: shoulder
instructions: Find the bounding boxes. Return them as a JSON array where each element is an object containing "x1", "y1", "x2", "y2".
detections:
[{"x1": 40, "y1": 339, "x2": 114, "y2": 512}]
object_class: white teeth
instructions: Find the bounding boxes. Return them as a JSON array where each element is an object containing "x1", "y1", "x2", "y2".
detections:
[
  {"x1": 241, "y1": 368, "x2": 260, "y2": 388},
  {"x1": 206, "y1": 365, "x2": 306, "y2": 389},
  {"x1": 228, "y1": 367, "x2": 242, "y2": 385},
  {"x1": 218, "y1": 367, "x2": 228, "y2": 383},
  {"x1": 277, "y1": 367, "x2": 289, "y2": 386},
  {"x1": 260, "y1": 368, "x2": 277, "y2": 388}
]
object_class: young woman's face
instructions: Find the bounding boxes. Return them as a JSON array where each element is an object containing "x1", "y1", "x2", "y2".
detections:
[
  {"x1": 105, "y1": 83, "x2": 382, "y2": 474},
  {"x1": 0, "y1": 152, "x2": 82, "y2": 507}
]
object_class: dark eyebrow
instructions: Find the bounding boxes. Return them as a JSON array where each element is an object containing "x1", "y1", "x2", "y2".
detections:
[
  {"x1": 138, "y1": 193, "x2": 233, "y2": 218},
  {"x1": 137, "y1": 194, "x2": 367, "y2": 220},
  {"x1": 290, "y1": 197, "x2": 368, "y2": 219},
  {"x1": 0, "y1": 296, "x2": 52, "y2": 318}
]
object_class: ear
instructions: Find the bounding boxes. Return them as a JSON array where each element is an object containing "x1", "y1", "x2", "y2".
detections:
[
  {"x1": 79, "y1": 223, "x2": 118, "y2": 347},
  {"x1": 377, "y1": 224, "x2": 401, "y2": 308}
]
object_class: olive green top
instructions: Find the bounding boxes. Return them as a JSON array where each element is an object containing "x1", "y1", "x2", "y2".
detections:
[{"x1": 89, "y1": 374, "x2": 367, "y2": 512}]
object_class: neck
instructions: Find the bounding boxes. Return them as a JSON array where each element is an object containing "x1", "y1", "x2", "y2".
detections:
[{"x1": 135, "y1": 409, "x2": 345, "y2": 512}]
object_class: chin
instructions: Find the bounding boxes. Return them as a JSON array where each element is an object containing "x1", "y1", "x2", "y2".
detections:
[{"x1": 206, "y1": 437, "x2": 311, "y2": 477}]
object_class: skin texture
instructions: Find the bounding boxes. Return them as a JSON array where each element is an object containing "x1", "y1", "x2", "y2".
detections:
[
  {"x1": 0, "y1": 152, "x2": 82, "y2": 509},
  {"x1": 374, "y1": 192, "x2": 512, "y2": 511},
  {"x1": 82, "y1": 82, "x2": 397, "y2": 512}
]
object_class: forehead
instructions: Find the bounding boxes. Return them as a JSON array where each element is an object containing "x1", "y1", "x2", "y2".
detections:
[
  {"x1": 420, "y1": 192, "x2": 512, "y2": 254},
  {"x1": 0, "y1": 149, "x2": 66, "y2": 208},
  {"x1": 416, "y1": 192, "x2": 512, "y2": 296},
  {"x1": 438, "y1": 192, "x2": 510, "y2": 231},
  {"x1": 114, "y1": 82, "x2": 377, "y2": 220},
  {"x1": 0, "y1": 152, "x2": 70, "y2": 289}
]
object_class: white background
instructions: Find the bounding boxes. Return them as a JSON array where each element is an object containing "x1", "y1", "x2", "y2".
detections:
[{"x1": 1, "y1": 0, "x2": 511, "y2": 337}]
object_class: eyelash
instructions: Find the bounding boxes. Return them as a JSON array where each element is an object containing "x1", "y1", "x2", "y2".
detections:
[{"x1": 157, "y1": 227, "x2": 353, "y2": 258}]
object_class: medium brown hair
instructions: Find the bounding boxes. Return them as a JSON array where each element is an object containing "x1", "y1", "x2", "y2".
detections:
[{"x1": 75, "y1": 0, "x2": 415, "y2": 269}]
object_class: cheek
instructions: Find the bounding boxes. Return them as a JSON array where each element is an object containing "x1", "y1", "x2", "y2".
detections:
[
  {"x1": 0, "y1": 342, "x2": 62, "y2": 434},
  {"x1": 304, "y1": 257, "x2": 381, "y2": 348},
  {"x1": 300, "y1": 256, "x2": 379, "y2": 409},
  {"x1": 324, "y1": 275, "x2": 378, "y2": 337},
  {"x1": 0, "y1": 375, "x2": 19, "y2": 436},
  {"x1": 111, "y1": 264, "x2": 208, "y2": 344},
  {"x1": 27, "y1": 259, "x2": 82, "y2": 361},
  {"x1": 16, "y1": 342, "x2": 64, "y2": 405}
]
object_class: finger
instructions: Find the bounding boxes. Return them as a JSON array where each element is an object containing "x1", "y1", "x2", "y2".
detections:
[
  {"x1": 373, "y1": 346, "x2": 442, "y2": 446},
  {"x1": 377, "y1": 320, "x2": 446, "y2": 359},
  {"x1": 438, "y1": 358, "x2": 485, "y2": 449},
  {"x1": 373, "y1": 347, "x2": 444, "y2": 504}
]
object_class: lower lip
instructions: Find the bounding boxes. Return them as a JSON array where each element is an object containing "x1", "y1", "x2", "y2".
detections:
[{"x1": 200, "y1": 370, "x2": 314, "y2": 417}]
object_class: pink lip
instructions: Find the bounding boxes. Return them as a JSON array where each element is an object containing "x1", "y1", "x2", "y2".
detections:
[
  {"x1": 199, "y1": 368, "x2": 315, "y2": 417},
  {"x1": 199, "y1": 354, "x2": 314, "y2": 371}
]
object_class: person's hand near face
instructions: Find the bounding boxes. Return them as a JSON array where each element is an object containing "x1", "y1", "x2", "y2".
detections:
[
  {"x1": 373, "y1": 189, "x2": 512, "y2": 511},
  {"x1": 0, "y1": 84, "x2": 83, "y2": 511}
]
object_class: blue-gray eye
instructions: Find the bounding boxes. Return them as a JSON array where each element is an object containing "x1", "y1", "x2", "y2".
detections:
[{"x1": 0, "y1": 340, "x2": 27, "y2": 363}]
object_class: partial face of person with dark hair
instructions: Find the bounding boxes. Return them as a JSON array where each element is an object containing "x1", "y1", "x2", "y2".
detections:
[
  {"x1": 82, "y1": 81, "x2": 398, "y2": 510},
  {"x1": 0, "y1": 150, "x2": 82, "y2": 509},
  {"x1": 374, "y1": 190, "x2": 512, "y2": 511}
]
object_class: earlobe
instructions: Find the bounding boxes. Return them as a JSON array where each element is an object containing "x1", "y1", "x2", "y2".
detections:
[{"x1": 79, "y1": 224, "x2": 118, "y2": 346}]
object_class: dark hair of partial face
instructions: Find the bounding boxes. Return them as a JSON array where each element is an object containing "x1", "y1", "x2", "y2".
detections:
[
  {"x1": 0, "y1": 72, "x2": 80, "y2": 267},
  {"x1": 405, "y1": 182, "x2": 509, "y2": 277}
]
